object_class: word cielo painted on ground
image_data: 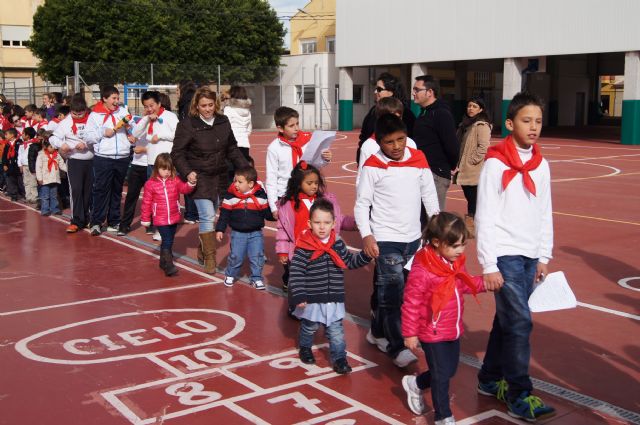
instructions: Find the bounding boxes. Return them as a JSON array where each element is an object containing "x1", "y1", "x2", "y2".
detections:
[{"x1": 14, "y1": 309, "x2": 245, "y2": 365}]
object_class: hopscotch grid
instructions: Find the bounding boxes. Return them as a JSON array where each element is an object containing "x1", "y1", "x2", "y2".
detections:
[
  {"x1": 146, "y1": 355, "x2": 188, "y2": 378},
  {"x1": 221, "y1": 402, "x2": 271, "y2": 425},
  {"x1": 292, "y1": 406, "x2": 360, "y2": 425},
  {"x1": 221, "y1": 340, "x2": 262, "y2": 360}
]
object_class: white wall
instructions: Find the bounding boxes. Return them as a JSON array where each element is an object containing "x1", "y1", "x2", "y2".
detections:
[{"x1": 336, "y1": 0, "x2": 640, "y2": 67}]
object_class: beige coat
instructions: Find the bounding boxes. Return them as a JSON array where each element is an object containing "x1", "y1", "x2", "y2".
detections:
[
  {"x1": 35, "y1": 150, "x2": 67, "y2": 185},
  {"x1": 455, "y1": 121, "x2": 491, "y2": 186}
]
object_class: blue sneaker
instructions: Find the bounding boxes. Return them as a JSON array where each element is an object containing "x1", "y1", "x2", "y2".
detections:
[
  {"x1": 477, "y1": 378, "x2": 508, "y2": 402},
  {"x1": 507, "y1": 391, "x2": 556, "y2": 422}
]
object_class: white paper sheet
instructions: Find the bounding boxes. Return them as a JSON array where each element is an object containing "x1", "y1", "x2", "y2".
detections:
[
  {"x1": 300, "y1": 130, "x2": 336, "y2": 167},
  {"x1": 528, "y1": 271, "x2": 577, "y2": 313}
]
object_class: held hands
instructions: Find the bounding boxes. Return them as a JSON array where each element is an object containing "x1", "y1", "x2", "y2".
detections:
[
  {"x1": 278, "y1": 254, "x2": 289, "y2": 265},
  {"x1": 296, "y1": 302, "x2": 307, "y2": 309},
  {"x1": 451, "y1": 167, "x2": 459, "y2": 176},
  {"x1": 151, "y1": 135, "x2": 159, "y2": 144},
  {"x1": 75, "y1": 142, "x2": 88, "y2": 151},
  {"x1": 321, "y1": 149, "x2": 332, "y2": 162},
  {"x1": 535, "y1": 262, "x2": 548, "y2": 283},
  {"x1": 362, "y1": 235, "x2": 380, "y2": 259},
  {"x1": 127, "y1": 135, "x2": 136, "y2": 144},
  {"x1": 215, "y1": 231, "x2": 224, "y2": 242},
  {"x1": 37, "y1": 180, "x2": 43, "y2": 186},
  {"x1": 60, "y1": 143, "x2": 71, "y2": 154},
  {"x1": 272, "y1": 210, "x2": 279, "y2": 221},
  {"x1": 187, "y1": 171, "x2": 197, "y2": 184},
  {"x1": 483, "y1": 271, "x2": 504, "y2": 291},
  {"x1": 404, "y1": 336, "x2": 419, "y2": 351},
  {"x1": 104, "y1": 128, "x2": 115, "y2": 138}
]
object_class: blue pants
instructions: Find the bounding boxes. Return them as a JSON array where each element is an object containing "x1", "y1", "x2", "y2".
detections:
[
  {"x1": 194, "y1": 198, "x2": 219, "y2": 233},
  {"x1": 373, "y1": 239, "x2": 421, "y2": 358},
  {"x1": 299, "y1": 318, "x2": 346, "y2": 363},
  {"x1": 157, "y1": 224, "x2": 177, "y2": 251},
  {"x1": 478, "y1": 255, "x2": 538, "y2": 400},
  {"x1": 417, "y1": 339, "x2": 460, "y2": 420},
  {"x1": 40, "y1": 183, "x2": 59, "y2": 215},
  {"x1": 91, "y1": 156, "x2": 130, "y2": 227},
  {"x1": 225, "y1": 230, "x2": 265, "y2": 282}
]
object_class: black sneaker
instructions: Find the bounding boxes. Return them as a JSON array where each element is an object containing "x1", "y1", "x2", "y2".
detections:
[
  {"x1": 299, "y1": 347, "x2": 315, "y2": 364},
  {"x1": 117, "y1": 226, "x2": 130, "y2": 236},
  {"x1": 90, "y1": 225, "x2": 102, "y2": 236},
  {"x1": 333, "y1": 358, "x2": 352, "y2": 375}
]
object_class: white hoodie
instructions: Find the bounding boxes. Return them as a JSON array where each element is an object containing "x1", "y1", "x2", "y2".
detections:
[{"x1": 223, "y1": 98, "x2": 252, "y2": 148}]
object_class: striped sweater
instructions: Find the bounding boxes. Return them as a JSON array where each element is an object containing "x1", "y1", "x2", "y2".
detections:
[{"x1": 288, "y1": 238, "x2": 371, "y2": 307}]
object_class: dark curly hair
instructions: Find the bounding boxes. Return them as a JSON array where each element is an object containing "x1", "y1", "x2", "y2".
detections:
[{"x1": 279, "y1": 161, "x2": 326, "y2": 210}]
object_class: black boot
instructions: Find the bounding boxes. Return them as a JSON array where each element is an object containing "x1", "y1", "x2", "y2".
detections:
[
  {"x1": 161, "y1": 249, "x2": 178, "y2": 276},
  {"x1": 159, "y1": 251, "x2": 167, "y2": 270},
  {"x1": 299, "y1": 347, "x2": 315, "y2": 364}
]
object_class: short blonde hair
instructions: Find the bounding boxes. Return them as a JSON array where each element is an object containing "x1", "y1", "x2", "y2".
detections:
[{"x1": 189, "y1": 86, "x2": 220, "y2": 117}]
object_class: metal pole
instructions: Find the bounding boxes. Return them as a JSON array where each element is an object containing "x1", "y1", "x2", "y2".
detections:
[
  {"x1": 217, "y1": 65, "x2": 221, "y2": 95},
  {"x1": 319, "y1": 66, "x2": 323, "y2": 129},
  {"x1": 74, "y1": 61, "x2": 80, "y2": 94},
  {"x1": 150, "y1": 63, "x2": 154, "y2": 85},
  {"x1": 314, "y1": 64, "x2": 318, "y2": 129},
  {"x1": 301, "y1": 67, "x2": 305, "y2": 129},
  {"x1": 279, "y1": 67, "x2": 283, "y2": 107}
]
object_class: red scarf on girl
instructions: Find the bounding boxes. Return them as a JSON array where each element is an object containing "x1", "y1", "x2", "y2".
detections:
[
  {"x1": 93, "y1": 101, "x2": 118, "y2": 125},
  {"x1": 71, "y1": 113, "x2": 90, "y2": 135},
  {"x1": 278, "y1": 132, "x2": 312, "y2": 167},
  {"x1": 46, "y1": 150, "x2": 59, "y2": 172},
  {"x1": 485, "y1": 135, "x2": 543, "y2": 196},
  {"x1": 414, "y1": 245, "x2": 478, "y2": 319},
  {"x1": 147, "y1": 107, "x2": 165, "y2": 135},
  {"x1": 296, "y1": 229, "x2": 347, "y2": 269},
  {"x1": 363, "y1": 147, "x2": 429, "y2": 169},
  {"x1": 291, "y1": 192, "x2": 316, "y2": 241}
]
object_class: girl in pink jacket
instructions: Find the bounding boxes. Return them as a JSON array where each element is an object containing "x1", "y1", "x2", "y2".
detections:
[
  {"x1": 141, "y1": 153, "x2": 195, "y2": 276},
  {"x1": 400, "y1": 212, "x2": 486, "y2": 424}
]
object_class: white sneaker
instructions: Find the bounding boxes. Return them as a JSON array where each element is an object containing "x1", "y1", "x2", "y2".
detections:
[
  {"x1": 183, "y1": 219, "x2": 196, "y2": 224},
  {"x1": 401, "y1": 375, "x2": 425, "y2": 415},
  {"x1": 90, "y1": 225, "x2": 102, "y2": 236},
  {"x1": 106, "y1": 225, "x2": 119, "y2": 233},
  {"x1": 366, "y1": 329, "x2": 389, "y2": 352},
  {"x1": 152, "y1": 231, "x2": 162, "y2": 241},
  {"x1": 224, "y1": 276, "x2": 235, "y2": 287},
  {"x1": 252, "y1": 280, "x2": 266, "y2": 290},
  {"x1": 435, "y1": 416, "x2": 456, "y2": 425},
  {"x1": 393, "y1": 349, "x2": 418, "y2": 368}
]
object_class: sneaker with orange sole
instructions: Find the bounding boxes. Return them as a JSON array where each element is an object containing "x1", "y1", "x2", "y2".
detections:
[{"x1": 66, "y1": 224, "x2": 79, "y2": 233}]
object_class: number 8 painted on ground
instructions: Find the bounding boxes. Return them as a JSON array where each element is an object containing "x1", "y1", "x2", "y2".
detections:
[{"x1": 165, "y1": 382, "x2": 221, "y2": 406}]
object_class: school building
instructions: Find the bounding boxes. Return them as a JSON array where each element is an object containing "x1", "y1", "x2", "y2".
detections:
[{"x1": 335, "y1": 0, "x2": 640, "y2": 145}]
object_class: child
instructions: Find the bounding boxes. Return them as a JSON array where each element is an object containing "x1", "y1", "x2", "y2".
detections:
[
  {"x1": 475, "y1": 92, "x2": 555, "y2": 421},
  {"x1": 35, "y1": 139, "x2": 66, "y2": 216},
  {"x1": 140, "y1": 153, "x2": 195, "y2": 277},
  {"x1": 33, "y1": 110, "x2": 48, "y2": 131},
  {"x1": 355, "y1": 113, "x2": 440, "y2": 368},
  {"x1": 288, "y1": 199, "x2": 371, "y2": 374},
  {"x1": 19, "y1": 127, "x2": 39, "y2": 204},
  {"x1": 276, "y1": 161, "x2": 356, "y2": 294},
  {"x1": 1, "y1": 128, "x2": 25, "y2": 201},
  {"x1": 265, "y1": 106, "x2": 332, "y2": 219},
  {"x1": 401, "y1": 212, "x2": 486, "y2": 424},
  {"x1": 28, "y1": 129, "x2": 44, "y2": 208},
  {"x1": 46, "y1": 105, "x2": 71, "y2": 133},
  {"x1": 215, "y1": 166, "x2": 273, "y2": 290},
  {"x1": 21, "y1": 104, "x2": 38, "y2": 129}
]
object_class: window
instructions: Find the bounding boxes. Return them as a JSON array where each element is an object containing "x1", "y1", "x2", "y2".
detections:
[
  {"x1": 295, "y1": 86, "x2": 315, "y2": 104},
  {"x1": 326, "y1": 37, "x2": 335, "y2": 53},
  {"x1": 0, "y1": 25, "x2": 31, "y2": 49},
  {"x1": 300, "y1": 38, "x2": 317, "y2": 54},
  {"x1": 263, "y1": 86, "x2": 280, "y2": 113},
  {"x1": 334, "y1": 84, "x2": 364, "y2": 104}
]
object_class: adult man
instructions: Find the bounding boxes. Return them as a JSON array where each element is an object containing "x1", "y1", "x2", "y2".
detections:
[{"x1": 412, "y1": 75, "x2": 459, "y2": 211}]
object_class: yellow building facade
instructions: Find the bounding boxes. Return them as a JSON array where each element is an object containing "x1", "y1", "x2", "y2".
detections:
[{"x1": 289, "y1": 0, "x2": 335, "y2": 55}]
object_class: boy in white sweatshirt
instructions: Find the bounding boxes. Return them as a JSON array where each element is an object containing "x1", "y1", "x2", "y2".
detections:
[
  {"x1": 355, "y1": 113, "x2": 439, "y2": 368},
  {"x1": 475, "y1": 92, "x2": 555, "y2": 422}
]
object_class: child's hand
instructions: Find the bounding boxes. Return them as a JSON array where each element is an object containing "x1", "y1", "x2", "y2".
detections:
[
  {"x1": 296, "y1": 302, "x2": 307, "y2": 309},
  {"x1": 535, "y1": 262, "x2": 548, "y2": 283},
  {"x1": 151, "y1": 135, "x2": 159, "y2": 143},
  {"x1": 127, "y1": 135, "x2": 136, "y2": 144},
  {"x1": 215, "y1": 231, "x2": 224, "y2": 242},
  {"x1": 75, "y1": 142, "x2": 88, "y2": 151},
  {"x1": 362, "y1": 235, "x2": 379, "y2": 259},
  {"x1": 404, "y1": 336, "x2": 419, "y2": 351},
  {"x1": 321, "y1": 149, "x2": 332, "y2": 162},
  {"x1": 104, "y1": 128, "x2": 115, "y2": 138},
  {"x1": 483, "y1": 271, "x2": 504, "y2": 291},
  {"x1": 133, "y1": 146, "x2": 146, "y2": 154},
  {"x1": 272, "y1": 210, "x2": 278, "y2": 221},
  {"x1": 278, "y1": 254, "x2": 289, "y2": 265},
  {"x1": 187, "y1": 171, "x2": 197, "y2": 184},
  {"x1": 3, "y1": 166, "x2": 8, "y2": 172},
  {"x1": 451, "y1": 167, "x2": 459, "y2": 176},
  {"x1": 37, "y1": 180, "x2": 43, "y2": 186}
]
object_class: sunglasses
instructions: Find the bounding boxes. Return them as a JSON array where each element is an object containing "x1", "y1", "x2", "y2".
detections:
[{"x1": 374, "y1": 86, "x2": 387, "y2": 93}]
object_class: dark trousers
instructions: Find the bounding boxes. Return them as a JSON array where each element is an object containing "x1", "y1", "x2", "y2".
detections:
[
  {"x1": 157, "y1": 224, "x2": 177, "y2": 250},
  {"x1": 478, "y1": 255, "x2": 537, "y2": 400},
  {"x1": 373, "y1": 239, "x2": 421, "y2": 358},
  {"x1": 6, "y1": 174, "x2": 25, "y2": 200},
  {"x1": 67, "y1": 158, "x2": 93, "y2": 228},
  {"x1": 121, "y1": 164, "x2": 148, "y2": 228},
  {"x1": 59, "y1": 173, "x2": 70, "y2": 208},
  {"x1": 461, "y1": 185, "x2": 477, "y2": 216},
  {"x1": 417, "y1": 339, "x2": 460, "y2": 420},
  {"x1": 91, "y1": 156, "x2": 129, "y2": 227}
]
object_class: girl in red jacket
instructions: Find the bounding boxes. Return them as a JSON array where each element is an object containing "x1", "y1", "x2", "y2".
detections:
[
  {"x1": 141, "y1": 153, "x2": 195, "y2": 276},
  {"x1": 401, "y1": 212, "x2": 486, "y2": 424}
]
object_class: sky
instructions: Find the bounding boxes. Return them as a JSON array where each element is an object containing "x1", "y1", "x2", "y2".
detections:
[{"x1": 267, "y1": 0, "x2": 310, "y2": 49}]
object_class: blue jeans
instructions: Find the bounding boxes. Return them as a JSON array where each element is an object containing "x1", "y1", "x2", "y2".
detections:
[
  {"x1": 373, "y1": 239, "x2": 421, "y2": 358},
  {"x1": 478, "y1": 255, "x2": 538, "y2": 399},
  {"x1": 417, "y1": 339, "x2": 460, "y2": 421},
  {"x1": 299, "y1": 318, "x2": 346, "y2": 363},
  {"x1": 40, "y1": 183, "x2": 59, "y2": 215},
  {"x1": 157, "y1": 224, "x2": 177, "y2": 251},
  {"x1": 225, "y1": 230, "x2": 265, "y2": 281},
  {"x1": 194, "y1": 198, "x2": 219, "y2": 233}
]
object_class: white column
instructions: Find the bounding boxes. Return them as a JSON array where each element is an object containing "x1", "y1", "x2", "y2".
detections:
[
  {"x1": 410, "y1": 63, "x2": 428, "y2": 83},
  {"x1": 338, "y1": 67, "x2": 353, "y2": 131},
  {"x1": 622, "y1": 51, "x2": 640, "y2": 145},
  {"x1": 502, "y1": 58, "x2": 526, "y2": 135}
]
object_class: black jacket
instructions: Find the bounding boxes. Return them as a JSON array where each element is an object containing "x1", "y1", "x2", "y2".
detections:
[
  {"x1": 215, "y1": 184, "x2": 274, "y2": 233},
  {"x1": 1, "y1": 139, "x2": 23, "y2": 176},
  {"x1": 28, "y1": 142, "x2": 42, "y2": 174},
  {"x1": 413, "y1": 99, "x2": 460, "y2": 179}
]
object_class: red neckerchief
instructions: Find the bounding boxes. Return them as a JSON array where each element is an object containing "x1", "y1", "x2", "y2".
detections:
[
  {"x1": 71, "y1": 113, "x2": 90, "y2": 135},
  {"x1": 225, "y1": 182, "x2": 265, "y2": 211},
  {"x1": 6, "y1": 140, "x2": 17, "y2": 159},
  {"x1": 46, "y1": 150, "x2": 59, "y2": 172},
  {"x1": 36, "y1": 120, "x2": 48, "y2": 130},
  {"x1": 22, "y1": 137, "x2": 38, "y2": 150},
  {"x1": 485, "y1": 135, "x2": 543, "y2": 196},
  {"x1": 147, "y1": 107, "x2": 165, "y2": 135},
  {"x1": 363, "y1": 147, "x2": 429, "y2": 169},
  {"x1": 296, "y1": 229, "x2": 347, "y2": 269},
  {"x1": 278, "y1": 132, "x2": 312, "y2": 167},
  {"x1": 93, "y1": 101, "x2": 118, "y2": 125},
  {"x1": 291, "y1": 193, "x2": 316, "y2": 241},
  {"x1": 21, "y1": 117, "x2": 34, "y2": 128},
  {"x1": 414, "y1": 245, "x2": 478, "y2": 319}
]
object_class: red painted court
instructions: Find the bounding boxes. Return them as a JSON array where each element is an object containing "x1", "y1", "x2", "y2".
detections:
[{"x1": 1, "y1": 132, "x2": 639, "y2": 424}]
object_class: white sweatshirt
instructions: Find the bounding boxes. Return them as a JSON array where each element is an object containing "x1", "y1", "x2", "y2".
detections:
[
  {"x1": 84, "y1": 106, "x2": 132, "y2": 159},
  {"x1": 49, "y1": 115, "x2": 94, "y2": 161},
  {"x1": 265, "y1": 136, "x2": 329, "y2": 212},
  {"x1": 356, "y1": 136, "x2": 417, "y2": 186},
  {"x1": 475, "y1": 146, "x2": 553, "y2": 274},
  {"x1": 131, "y1": 110, "x2": 178, "y2": 165},
  {"x1": 223, "y1": 99, "x2": 252, "y2": 148},
  {"x1": 355, "y1": 148, "x2": 440, "y2": 243}
]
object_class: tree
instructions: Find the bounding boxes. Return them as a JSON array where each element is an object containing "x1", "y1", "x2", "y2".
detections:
[{"x1": 30, "y1": 0, "x2": 286, "y2": 84}]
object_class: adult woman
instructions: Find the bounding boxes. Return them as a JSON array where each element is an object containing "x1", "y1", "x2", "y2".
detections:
[
  {"x1": 357, "y1": 72, "x2": 415, "y2": 163},
  {"x1": 452, "y1": 96, "x2": 491, "y2": 235},
  {"x1": 171, "y1": 86, "x2": 249, "y2": 273},
  {"x1": 223, "y1": 86, "x2": 252, "y2": 161}
]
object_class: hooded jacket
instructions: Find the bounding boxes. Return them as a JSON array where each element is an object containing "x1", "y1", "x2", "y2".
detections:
[
  {"x1": 140, "y1": 176, "x2": 195, "y2": 226},
  {"x1": 223, "y1": 98, "x2": 252, "y2": 149}
]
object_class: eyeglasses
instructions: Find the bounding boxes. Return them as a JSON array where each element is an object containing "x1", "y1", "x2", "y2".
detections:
[
  {"x1": 412, "y1": 87, "x2": 428, "y2": 94},
  {"x1": 374, "y1": 86, "x2": 387, "y2": 93}
]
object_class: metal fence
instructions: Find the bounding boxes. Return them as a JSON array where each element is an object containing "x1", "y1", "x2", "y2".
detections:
[{"x1": 0, "y1": 81, "x2": 65, "y2": 105}]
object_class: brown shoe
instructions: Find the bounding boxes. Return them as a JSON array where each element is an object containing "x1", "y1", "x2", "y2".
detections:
[
  {"x1": 199, "y1": 231, "x2": 217, "y2": 274},
  {"x1": 66, "y1": 224, "x2": 79, "y2": 233},
  {"x1": 464, "y1": 215, "x2": 475, "y2": 239}
]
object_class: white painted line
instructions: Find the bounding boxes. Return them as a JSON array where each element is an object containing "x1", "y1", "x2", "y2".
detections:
[
  {"x1": 0, "y1": 208, "x2": 28, "y2": 212},
  {"x1": 222, "y1": 402, "x2": 271, "y2": 425},
  {"x1": 549, "y1": 153, "x2": 640, "y2": 162},
  {"x1": 221, "y1": 340, "x2": 262, "y2": 360},
  {"x1": 294, "y1": 406, "x2": 360, "y2": 424},
  {"x1": 551, "y1": 161, "x2": 621, "y2": 182},
  {"x1": 577, "y1": 301, "x2": 640, "y2": 320},
  {"x1": 541, "y1": 144, "x2": 640, "y2": 151},
  {"x1": 618, "y1": 277, "x2": 640, "y2": 292},
  {"x1": 341, "y1": 161, "x2": 357, "y2": 174},
  {"x1": 146, "y1": 354, "x2": 187, "y2": 378},
  {"x1": 456, "y1": 409, "x2": 521, "y2": 424},
  {"x1": 325, "y1": 175, "x2": 357, "y2": 179},
  {"x1": 217, "y1": 368, "x2": 265, "y2": 392},
  {"x1": 101, "y1": 392, "x2": 143, "y2": 424}
]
